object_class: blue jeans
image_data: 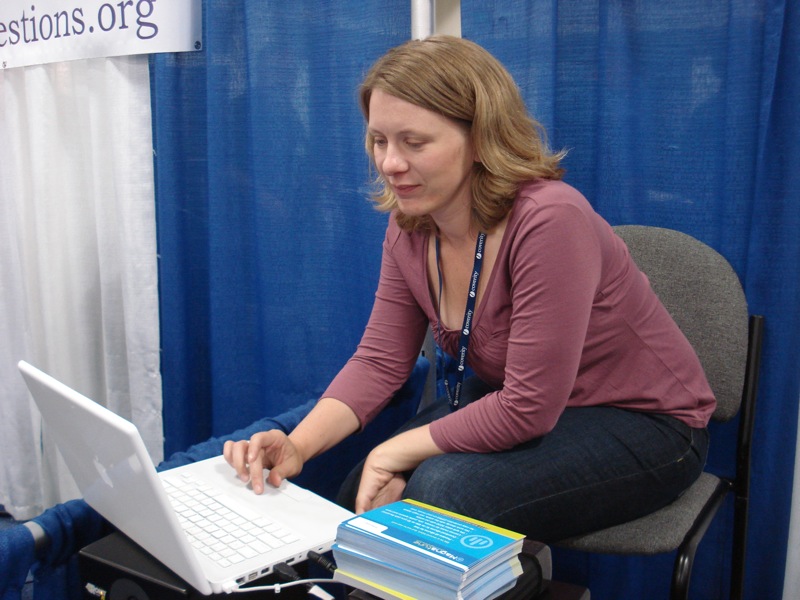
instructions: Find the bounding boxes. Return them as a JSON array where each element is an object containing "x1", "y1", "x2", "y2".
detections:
[{"x1": 337, "y1": 377, "x2": 709, "y2": 543}]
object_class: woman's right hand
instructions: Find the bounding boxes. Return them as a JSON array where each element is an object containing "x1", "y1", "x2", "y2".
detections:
[
  {"x1": 223, "y1": 431, "x2": 304, "y2": 494},
  {"x1": 223, "y1": 397, "x2": 360, "y2": 495}
]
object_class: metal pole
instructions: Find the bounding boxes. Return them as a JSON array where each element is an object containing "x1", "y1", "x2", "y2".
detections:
[{"x1": 411, "y1": 0, "x2": 435, "y2": 39}]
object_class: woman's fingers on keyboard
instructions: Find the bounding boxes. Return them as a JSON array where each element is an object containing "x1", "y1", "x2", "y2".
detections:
[
  {"x1": 222, "y1": 439, "x2": 252, "y2": 482},
  {"x1": 245, "y1": 431, "x2": 287, "y2": 493}
]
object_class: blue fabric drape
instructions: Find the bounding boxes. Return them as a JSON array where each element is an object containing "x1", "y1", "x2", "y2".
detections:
[
  {"x1": 462, "y1": 1, "x2": 800, "y2": 598},
  {"x1": 151, "y1": 2, "x2": 411, "y2": 455},
  {"x1": 152, "y1": 1, "x2": 799, "y2": 599},
  {"x1": 0, "y1": 523, "x2": 35, "y2": 600}
]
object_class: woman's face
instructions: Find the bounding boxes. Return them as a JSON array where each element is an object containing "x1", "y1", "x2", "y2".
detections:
[{"x1": 368, "y1": 89, "x2": 475, "y2": 223}]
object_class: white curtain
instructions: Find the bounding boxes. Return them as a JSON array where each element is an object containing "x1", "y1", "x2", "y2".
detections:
[{"x1": 0, "y1": 55, "x2": 163, "y2": 520}]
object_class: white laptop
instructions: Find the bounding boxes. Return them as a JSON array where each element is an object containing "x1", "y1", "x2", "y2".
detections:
[{"x1": 19, "y1": 360, "x2": 354, "y2": 595}]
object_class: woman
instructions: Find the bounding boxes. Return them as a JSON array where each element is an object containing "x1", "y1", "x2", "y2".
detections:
[{"x1": 224, "y1": 35, "x2": 713, "y2": 542}]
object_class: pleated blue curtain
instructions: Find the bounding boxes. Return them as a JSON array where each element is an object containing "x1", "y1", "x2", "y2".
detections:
[
  {"x1": 151, "y1": 3, "x2": 410, "y2": 454},
  {"x1": 150, "y1": 1, "x2": 799, "y2": 599},
  {"x1": 462, "y1": 1, "x2": 799, "y2": 598}
]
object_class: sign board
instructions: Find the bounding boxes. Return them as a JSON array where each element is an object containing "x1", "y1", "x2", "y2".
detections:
[{"x1": 1, "y1": 0, "x2": 202, "y2": 70}]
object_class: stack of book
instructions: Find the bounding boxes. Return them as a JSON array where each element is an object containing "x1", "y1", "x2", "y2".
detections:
[{"x1": 332, "y1": 499, "x2": 525, "y2": 600}]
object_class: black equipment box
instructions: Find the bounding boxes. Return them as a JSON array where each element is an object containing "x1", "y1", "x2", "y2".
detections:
[{"x1": 79, "y1": 531, "x2": 308, "y2": 600}]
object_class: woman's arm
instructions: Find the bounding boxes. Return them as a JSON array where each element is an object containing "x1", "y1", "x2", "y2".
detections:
[
  {"x1": 355, "y1": 424, "x2": 444, "y2": 513},
  {"x1": 289, "y1": 396, "x2": 362, "y2": 462},
  {"x1": 225, "y1": 219, "x2": 430, "y2": 494}
]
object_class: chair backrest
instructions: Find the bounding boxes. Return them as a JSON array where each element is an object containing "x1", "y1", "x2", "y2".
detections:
[{"x1": 613, "y1": 225, "x2": 749, "y2": 421}]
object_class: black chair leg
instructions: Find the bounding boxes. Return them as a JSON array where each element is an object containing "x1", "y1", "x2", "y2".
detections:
[
  {"x1": 671, "y1": 548, "x2": 694, "y2": 600},
  {"x1": 670, "y1": 481, "x2": 732, "y2": 600},
  {"x1": 729, "y1": 493, "x2": 748, "y2": 600},
  {"x1": 729, "y1": 315, "x2": 764, "y2": 600}
]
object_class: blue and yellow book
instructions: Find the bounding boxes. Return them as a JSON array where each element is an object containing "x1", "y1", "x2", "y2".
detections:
[{"x1": 333, "y1": 499, "x2": 524, "y2": 599}]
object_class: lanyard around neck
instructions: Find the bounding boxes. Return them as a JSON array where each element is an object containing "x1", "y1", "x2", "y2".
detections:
[{"x1": 435, "y1": 231, "x2": 487, "y2": 411}]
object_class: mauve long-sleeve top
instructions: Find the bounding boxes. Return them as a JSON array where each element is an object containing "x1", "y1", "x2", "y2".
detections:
[{"x1": 323, "y1": 179, "x2": 715, "y2": 453}]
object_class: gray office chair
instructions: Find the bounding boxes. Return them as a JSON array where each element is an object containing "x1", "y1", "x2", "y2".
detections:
[{"x1": 556, "y1": 225, "x2": 764, "y2": 600}]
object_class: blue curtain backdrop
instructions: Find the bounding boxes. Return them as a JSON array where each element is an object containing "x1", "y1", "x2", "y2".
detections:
[
  {"x1": 151, "y1": 2, "x2": 410, "y2": 452},
  {"x1": 151, "y1": 2, "x2": 799, "y2": 599}
]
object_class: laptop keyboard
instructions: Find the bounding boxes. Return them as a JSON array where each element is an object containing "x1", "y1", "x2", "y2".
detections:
[{"x1": 163, "y1": 472, "x2": 301, "y2": 568}]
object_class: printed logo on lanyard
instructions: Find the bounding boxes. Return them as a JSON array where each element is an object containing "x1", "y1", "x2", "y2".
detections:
[{"x1": 435, "y1": 232, "x2": 486, "y2": 410}]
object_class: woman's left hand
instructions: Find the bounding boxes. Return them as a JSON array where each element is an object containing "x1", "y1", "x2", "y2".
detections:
[{"x1": 355, "y1": 425, "x2": 443, "y2": 514}]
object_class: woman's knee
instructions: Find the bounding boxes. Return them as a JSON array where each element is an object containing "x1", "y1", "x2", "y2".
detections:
[
  {"x1": 403, "y1": 456, "x2": 460, "y2": 501},
  {"x1": 402, "y1": 454, "x2": 496, "y2": 518}
]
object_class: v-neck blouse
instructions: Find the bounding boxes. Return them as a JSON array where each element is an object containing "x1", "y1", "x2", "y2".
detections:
[{"x1": 322, "y1": 179, "x2": 715, "y2": 453}]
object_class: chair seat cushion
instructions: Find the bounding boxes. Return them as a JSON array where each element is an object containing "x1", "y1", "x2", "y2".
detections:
[{"x1": 556, "y1": 472, "x2": 727, "y2": 554}]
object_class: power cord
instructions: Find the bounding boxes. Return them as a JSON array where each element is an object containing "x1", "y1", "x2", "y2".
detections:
[
  {"x1": 229, "y1": 575, "x2": 335, "y2": 598},
  {"x1": 307, "y1": 551, "x2": 337, "y2": 574},
  {"x1": 274, "y1": 563, "x2": 335, "y2": 600},
  {"x1": 229, "y1": 559, "x2": 336, "y2": 599},
  {"x1": 228, "y1": 552, "x2": 339, "y2": 597}
]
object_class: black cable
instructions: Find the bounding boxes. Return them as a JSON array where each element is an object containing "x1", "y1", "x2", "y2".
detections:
[
  {"x1": 307, "y1": 551, "x2": 337, "y2": 574},
  {"x1": 274, "y1": 562, "x2": 303, "y2": 583}
]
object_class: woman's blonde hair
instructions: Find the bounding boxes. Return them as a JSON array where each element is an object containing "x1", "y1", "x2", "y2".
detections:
[{"x1": 360, "y1": 35, "x2": 566, "y2": 232}]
